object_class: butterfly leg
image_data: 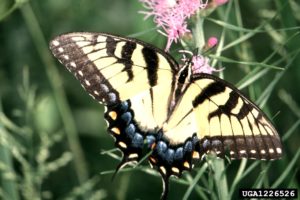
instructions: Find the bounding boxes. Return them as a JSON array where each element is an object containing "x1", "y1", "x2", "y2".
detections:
[{"x1": 104, "y1": 100, "x2": 145, "y2": 177}]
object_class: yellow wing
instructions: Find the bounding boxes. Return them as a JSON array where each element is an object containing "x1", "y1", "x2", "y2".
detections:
[
  {"x1": 49, "y1": 32, "x2": 178, "y2": 105},
  {"x1": 163, "y1": 73, "x2": 282, "y2": 160}
]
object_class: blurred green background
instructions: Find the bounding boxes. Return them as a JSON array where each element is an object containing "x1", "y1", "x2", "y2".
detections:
[{"x1": 0, "y1": 0, "x2": 299, "y2": 199}]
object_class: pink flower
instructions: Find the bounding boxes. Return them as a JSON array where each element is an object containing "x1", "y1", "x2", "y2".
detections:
[
  {"x1": 192, "y1": 55, "x2": 218, "y2": 74},
  {"x1": 207, "y1": 37, "x2": 218, "y2": 48},
  {"x1": 202, "y1": 36, "x2": 218, "y2": 51},
  {"x1": 140, "y1": 0, "x2": 207, "y2": 51},
  {"x1": 179, "y1": 51, "x2": 223, "y2": 75}
]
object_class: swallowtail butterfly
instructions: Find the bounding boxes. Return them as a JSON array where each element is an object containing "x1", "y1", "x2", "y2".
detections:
[{"x1": 50, "y1": 32, "x2": 282, "y2": 199}]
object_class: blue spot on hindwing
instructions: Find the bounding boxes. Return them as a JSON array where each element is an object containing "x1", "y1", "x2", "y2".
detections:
[
  {"x1": 146, "y1": 135, "x2": 156, "y2": 147},
  {"x1": 156, "y1": 141, "x2": 167, "y2": 157},
  {"x1": 183, "y1": 140, "x2": 193, "y2": 154},
  {"x1": 165, "y1": 149, "x2": 175, "y2": 164},
  {"x1": 125, "y1": 124, "x2": 135, "y2": 139},
  {"x1": 202, "y1": 139, "x2": 211, "y2": 150},
  {"x1": 174, "y1": 147, "x2": 184, "y2": 160},
  {"x1": 121, "y1": 112, "x2": 132, "y2": 125},
  {"x1": 132, "y1": 133, "x2": 143, "y2": 148},
  {"x1": 119, "y1": 101, "x2": 129, "y2": 112}
]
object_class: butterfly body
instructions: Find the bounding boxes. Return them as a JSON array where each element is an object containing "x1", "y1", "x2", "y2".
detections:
[{"x1": 50, "y1": 32, "x2": 282, "y2": 199}]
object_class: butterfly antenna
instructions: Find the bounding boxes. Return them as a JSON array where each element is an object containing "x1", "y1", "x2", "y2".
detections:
[{"x1": 160, "y1": 175, "x2": 170, "y2": 200}]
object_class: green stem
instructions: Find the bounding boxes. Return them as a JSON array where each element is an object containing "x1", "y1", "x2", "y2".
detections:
[
  {"x1": 229, "y1": 159, "x2": 247, "y2": 198},
  {"x1": 20, "y1": 3, "x2": 88, "y2": 184},
  {"x1": 0, "y1": 0, "x2": 29, "y2": 21},
  {"x1": 0, "y1": 3, "x2": 18, "y2": 21},
  {"x1": 212, "y1": 159, "x2": 229, "y2": 200},
  {"x1": 0, "y1": 132, "x2": 19, "y2": 200},
  {"x1": 183, "y1": 163, "x2": 208, "y2": 200},
  {"x1": 0, "y1": 100, "x2": 19, "y2": 200},
  {"x1": 193, "y1": 12, "x2": 205, "y2": 50}
]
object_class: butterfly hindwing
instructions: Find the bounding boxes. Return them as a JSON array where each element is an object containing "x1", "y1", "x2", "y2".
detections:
[
  {"x1": 49, "y1": 32, "x2": 178, "y2": 105},
  {"x1": 104, "y1": 100, "x2": 146, "y2": 173}
]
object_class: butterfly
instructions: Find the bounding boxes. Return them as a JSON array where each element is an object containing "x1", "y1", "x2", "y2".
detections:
[{"x1": 49, "y1": 32, "x2": 282, "y2": 200}]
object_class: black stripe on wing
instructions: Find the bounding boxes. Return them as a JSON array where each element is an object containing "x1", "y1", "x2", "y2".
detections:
[
  {"x1": 50, "y1": 32, "x2": 179, "y2": 105},
  {"x1": 50, "y1": 33, "x2": 121, "y2": 105},
  {"x1": 121, "y1": 41, "x2": 136, "y2": 82},
  {"x1": 192, "y1": 73, "x2": 282, "y2": 160},
  {"x1": 142, "y1": 47, "x2": 159, "y2": 87},
  {"x1": 192, "y1": 81, "x2": 226, "y2": 107}
]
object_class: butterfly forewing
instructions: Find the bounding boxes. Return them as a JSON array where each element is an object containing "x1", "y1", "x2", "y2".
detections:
[{"x1": 49, "y1": 32, "x2": 178, "y2": 105}]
